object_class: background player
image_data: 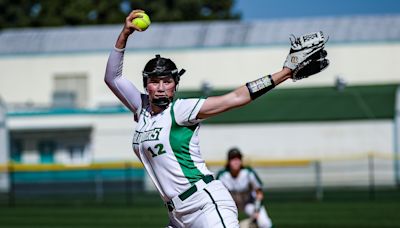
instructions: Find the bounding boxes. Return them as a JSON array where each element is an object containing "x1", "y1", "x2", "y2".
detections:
[
  {"x1": 217, "y1": 148, "x2": 273, "y2": 228},
  {"x1": 105, "y1": 9, "x2": 328, "y2": 228}
]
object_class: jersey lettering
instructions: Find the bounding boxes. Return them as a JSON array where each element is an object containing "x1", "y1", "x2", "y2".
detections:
[{"x1": 133, "y1": 127, "x2": 163, "y2": 145}]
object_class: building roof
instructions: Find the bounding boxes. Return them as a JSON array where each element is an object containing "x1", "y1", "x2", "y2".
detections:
[{"x1": 0, "y1": 14, "x2": 399, "y2": 55}]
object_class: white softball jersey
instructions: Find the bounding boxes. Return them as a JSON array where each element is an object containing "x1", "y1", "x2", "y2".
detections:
[
  {"x1": 217, "y1": 167, "x2": 263, "y2": 193},
  {"x1": 133, "y1": 97, "x2": 213, "y2": 201}
]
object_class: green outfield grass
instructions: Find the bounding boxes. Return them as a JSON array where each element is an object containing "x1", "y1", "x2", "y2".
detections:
[
  {"x1": 0, "y1": 191, "x2": 400, "y2": 228},
  {"x1": 1, "y1": 199, "x2": 399, "y2": 228}
]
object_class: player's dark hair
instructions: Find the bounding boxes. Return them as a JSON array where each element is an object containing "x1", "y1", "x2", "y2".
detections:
[
  {"x1": 225, "y1": 147, "x2": 244, "y2": 171},
  {"x1": 142, "y1": 54, "x2": 185, "y2": 88}
]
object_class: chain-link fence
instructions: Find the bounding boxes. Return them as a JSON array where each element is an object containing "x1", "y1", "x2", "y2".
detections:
[{"x1": 0, "y1": 153, "x2": 399, "y2": 207}]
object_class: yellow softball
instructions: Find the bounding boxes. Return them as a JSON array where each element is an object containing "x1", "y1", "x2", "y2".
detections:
[{"x1": 132, "y1": 12, "x2": 151, "y2": 31}]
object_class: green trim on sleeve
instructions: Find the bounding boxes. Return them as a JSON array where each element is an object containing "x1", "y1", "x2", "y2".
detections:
[
  {"x1": 216, "y1": 169, "x2": 228, "y2": 180},
  {"x1": 187, "y1": 98, "x2": 202, "y2": 124},
  {"x1": 246, "y1": 167, "x2": 263, "y2": 187}
]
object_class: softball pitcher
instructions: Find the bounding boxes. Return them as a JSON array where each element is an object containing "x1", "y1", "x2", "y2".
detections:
[{"x1": 105, "y1": 9, "x2": 329, "y2": 228}]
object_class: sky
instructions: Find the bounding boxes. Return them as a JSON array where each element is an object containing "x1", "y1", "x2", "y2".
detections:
[{"x1": 235, "y1": 0, "x2": 400, "y2": 20}]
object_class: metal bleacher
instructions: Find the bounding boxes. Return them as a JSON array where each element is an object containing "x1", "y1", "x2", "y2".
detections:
[{"x1": 0, "y1": 14, "x2": 399, "y2": 55}]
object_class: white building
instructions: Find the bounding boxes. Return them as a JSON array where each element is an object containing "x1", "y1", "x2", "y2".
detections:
[{"x1": 0, "y1": 14, "x2": 399, "y2": 169}]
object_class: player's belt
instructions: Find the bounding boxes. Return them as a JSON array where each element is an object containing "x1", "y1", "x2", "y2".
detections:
[
  {"x1": 179, "y1": 175, "x2": 214, "y2": 201},
  {"x1": 166, "y1": 175, "x2": 214, "y2": 212}
]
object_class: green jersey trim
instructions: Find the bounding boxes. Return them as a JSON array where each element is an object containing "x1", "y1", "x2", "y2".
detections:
[
  {"x1": 187, "y1": 99, "x2": 202, "y2": 124},
  {"x1": 216, "y1": 168, "x2": 228, "y2": 180},
  {"x1": 245, "y1": 166, "x2": 263, "y2": 186},
  {"x1": 170, "y1": 101, "x2": 204, "y2": 184}
]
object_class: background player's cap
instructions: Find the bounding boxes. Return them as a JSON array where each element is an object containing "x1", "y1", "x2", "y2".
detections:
[{"x1": 227, "y1": 147, "x2": 242, "y2": 160}]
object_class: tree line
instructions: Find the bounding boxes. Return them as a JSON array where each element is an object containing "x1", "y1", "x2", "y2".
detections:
[{"x1": 0, "y1": 0, "x2": 241, "y2": 29}]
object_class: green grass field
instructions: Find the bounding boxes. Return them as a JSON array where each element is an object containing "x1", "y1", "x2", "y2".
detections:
[
  {"x1": 1, "y1": 189, "x2": 399, "y2": 227},
  {"x1": 1, "y1": 201, "x2": 399, "y2": 227}
]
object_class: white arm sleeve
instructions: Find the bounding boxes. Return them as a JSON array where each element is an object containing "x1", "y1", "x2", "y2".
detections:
[
  {"x1": 104, "y1": 47, "x2": 142, "y2": 115},
  {"x1": 173, "y1": 98, "x2": 206, "y2": 126}
]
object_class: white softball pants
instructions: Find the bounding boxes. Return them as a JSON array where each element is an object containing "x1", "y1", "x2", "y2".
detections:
[
  {"x1": 167, "y1": 180, "x2": 239, "y2": 228},
  {"x1": 244, "y1": 203, "x2": 273, "y2": 228}
]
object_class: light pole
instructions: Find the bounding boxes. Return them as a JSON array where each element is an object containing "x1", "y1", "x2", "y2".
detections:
[
  {"x1": 335, "y1": 75, "x2": 375, "y2": 118},
  {"x1": 336, "y1": 76, "x2": 400, "y2": 187},
  {"x1": 201, "y1": 81, "x2": 213, "y2": 97},
  {"x1": 394, "y1": 86, "x2": 400, "y2": 187}
]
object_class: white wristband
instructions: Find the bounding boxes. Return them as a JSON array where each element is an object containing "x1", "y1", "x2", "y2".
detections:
[{"x1": 113, "y1": 46, "x2": 125, "y2": 52}]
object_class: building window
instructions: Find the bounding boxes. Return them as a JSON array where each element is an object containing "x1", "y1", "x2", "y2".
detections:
[
  {"x1": 10, "y1": 140, "x2": 22, "y2": 163},
  {"x1": 53, "y1": 74, "x2": 88, "y2": 108},
  {"x1": 68, "y1": 145, "x2": 86, "y2": 164},
  {"x1": 38, "y1": 141, "x2": 55, "y2": 164}
]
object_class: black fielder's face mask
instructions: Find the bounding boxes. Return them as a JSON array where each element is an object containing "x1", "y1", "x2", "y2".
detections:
[{"x1": 152, "y1": 96, "x2": 171, "y2": 109}]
